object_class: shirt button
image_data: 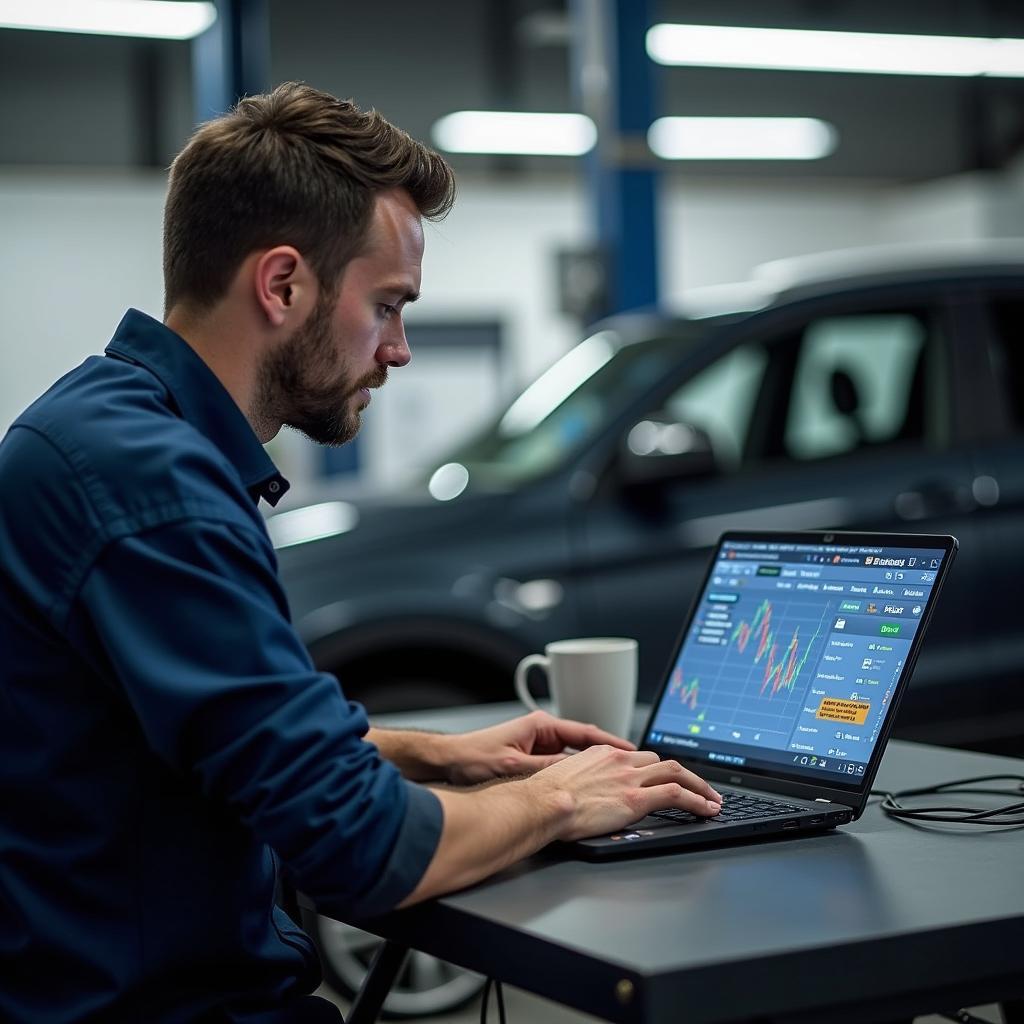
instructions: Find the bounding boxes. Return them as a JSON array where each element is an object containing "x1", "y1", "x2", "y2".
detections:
[{"x1": 268, "y1": 480, "x2": 280, "y2": 494}]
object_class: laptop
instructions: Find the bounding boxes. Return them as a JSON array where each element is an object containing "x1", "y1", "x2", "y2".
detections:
[{"x1": 570, "y1": 529, "x2": 957, "y2": 858}]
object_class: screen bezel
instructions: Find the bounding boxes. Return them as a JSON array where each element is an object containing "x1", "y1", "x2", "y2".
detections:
[{"x1": 639, "y1": 530, "x2": 959, "y2": 814}]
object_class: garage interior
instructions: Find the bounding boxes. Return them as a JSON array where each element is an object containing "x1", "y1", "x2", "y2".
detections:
[{"x1": 2, "y1": 2, "x2": 1023, "y2": 1023}]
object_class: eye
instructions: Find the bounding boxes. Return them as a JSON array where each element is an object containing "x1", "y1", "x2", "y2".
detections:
[{"x1": 378, "y1": 304, "x2": 398, "y2": 320}]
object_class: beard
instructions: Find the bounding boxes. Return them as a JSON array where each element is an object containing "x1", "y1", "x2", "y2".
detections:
[{"x1": 254, "y1": 294, "x2": 386, "y2": 447}]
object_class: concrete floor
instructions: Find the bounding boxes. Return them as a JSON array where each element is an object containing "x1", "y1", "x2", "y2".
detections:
[{"x1": 317, "y1": 982, "x2": 1005, "y2": 1023}]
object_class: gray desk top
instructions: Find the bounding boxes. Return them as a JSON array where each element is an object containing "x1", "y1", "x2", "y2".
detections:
[{"x1": 328, "y1": 704, "x2": 1024, "y2": 1023}]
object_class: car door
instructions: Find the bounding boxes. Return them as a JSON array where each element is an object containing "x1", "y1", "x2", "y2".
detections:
[
  {"x1": 573, "y1": 291, "x2": 977, "y2": 704},
  {"x1": 956, "y1": 287, "x2": 1024, "y2": 747}
]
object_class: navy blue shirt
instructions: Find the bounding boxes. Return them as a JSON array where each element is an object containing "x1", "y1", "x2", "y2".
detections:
[{"x1": 0, "y1": 309, "x2": 443, "y2": 1023}]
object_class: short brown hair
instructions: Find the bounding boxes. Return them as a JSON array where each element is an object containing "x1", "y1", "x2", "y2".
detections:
[{"x1": 162, "y1": 82, "x2": 456, "y2": 313}]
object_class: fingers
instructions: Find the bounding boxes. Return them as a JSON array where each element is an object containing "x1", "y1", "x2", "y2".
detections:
[
  {"x1": 583, "y1": 746, "x2": 718, "y2": 796},
  {"x1": 637, "y1": 758, "x2": 722, "y2": 812},
  {"x1": 639, "y1": 758, "x2": 722, "y2": 802},
  {"x1": 626, "y1": 749, "x2": 662, "y2": 767},
  {"x1": 638, "y1": 781, "x2": 722, "y2": 818},
  {"x1": 526, "y1": 711, "x2": 637, "y2": 752}
]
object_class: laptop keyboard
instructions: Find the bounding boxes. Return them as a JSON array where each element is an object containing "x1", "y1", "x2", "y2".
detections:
[{"x1": 651, "y1": 790, "x2": 805, "y2": 826}]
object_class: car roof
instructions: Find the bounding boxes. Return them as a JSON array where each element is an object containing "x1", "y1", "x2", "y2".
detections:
[
  {"x1": 759, "y1": 237, "x2": 1024, "y2": 296},
  {"x1": 669, "y1": 238, "x2": 1024, "y2": 322}
]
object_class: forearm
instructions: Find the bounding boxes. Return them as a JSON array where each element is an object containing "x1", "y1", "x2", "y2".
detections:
[
  {"x1": 365, "y1": 726, "x2": 453, "y2": 782},
  {"x1": 398, "y1": 778, "x2": 572, "y2": 906},
  {"x1": 396, "y1": 744, "x2": 723, "y2": 908}
]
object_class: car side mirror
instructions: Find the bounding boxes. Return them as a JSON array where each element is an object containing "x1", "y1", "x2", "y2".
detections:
[{"x1": 619, "y1": 415, "x2": 718, "y2": 486}]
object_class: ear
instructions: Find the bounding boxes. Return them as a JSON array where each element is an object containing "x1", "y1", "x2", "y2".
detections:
[{"x1": 253, "y1": 246, "x2": 316, "y2": 328}]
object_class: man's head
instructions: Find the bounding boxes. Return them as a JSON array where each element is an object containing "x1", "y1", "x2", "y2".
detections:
[
  {"x1": 163, "y1": 82, "x2": 455, "y2": 444},
  {"x1": 253, "y1": 186, "x2": 426, "y2": 446}
]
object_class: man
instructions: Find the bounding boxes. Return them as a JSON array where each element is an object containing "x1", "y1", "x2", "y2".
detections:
[{"x1": 0, "y1": 83, "x2": 720, "y2": 1022}]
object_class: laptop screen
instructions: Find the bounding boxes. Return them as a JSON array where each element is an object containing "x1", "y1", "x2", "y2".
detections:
[{"x1": 643, "y1": 534, "x2": 953, "y2": 788}]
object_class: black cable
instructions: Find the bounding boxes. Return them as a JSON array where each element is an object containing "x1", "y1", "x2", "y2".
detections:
[
  {"x1": 871, "y1": 774, "x2": 1024, "y2": 826},
  {"x1": 479, "y1": 978, "x2": 507, "y2": 1024},
  {"x1": 480, "y1": 978, "x2": 491, "y2": 1024}
]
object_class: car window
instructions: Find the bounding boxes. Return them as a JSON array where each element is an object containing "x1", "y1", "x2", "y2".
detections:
[
  {"x1": 440, "y1": 331, "x2": 699, "y2": 488},
  {"x1": 783, "y1": 313, "x2": 928, "y2": 461},
  {"x1": 987, "y1": 297, "x2": 1024, "y2": 428},
  {"x1": 663, "y1": 345, "x2": 768, "y2": 470}
]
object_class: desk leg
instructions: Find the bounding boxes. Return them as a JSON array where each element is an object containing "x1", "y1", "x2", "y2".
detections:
[
  {"x1": 345, "y1": 939, "x2": 409, "y2": 1024},
  {"x1": 1003, "y1": 1000, "x2": 1024, "y2": 1024}
]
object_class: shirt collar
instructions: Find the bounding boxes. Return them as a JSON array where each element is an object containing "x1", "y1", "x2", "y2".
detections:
[{"x1": 105, "y1": 309, "x2": 290, "y2": 507}]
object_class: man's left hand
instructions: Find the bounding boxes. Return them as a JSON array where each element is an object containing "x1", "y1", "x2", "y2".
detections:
[{"x1": 444, "y1": 709, "x2": 636, "y2": 786}]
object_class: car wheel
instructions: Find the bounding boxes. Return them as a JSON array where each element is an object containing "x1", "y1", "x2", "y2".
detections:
[{"x1": 313, "y1": 914, "x2": 486, "y2": 1019}]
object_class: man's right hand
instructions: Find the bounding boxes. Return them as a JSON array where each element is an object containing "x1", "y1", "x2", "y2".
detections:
[
  {"x1": 399, "y1": 747, "x2": 722, "y2": 909},
  {"x1": 527, "y1": 745, "x2": 722, "y2": 842}
]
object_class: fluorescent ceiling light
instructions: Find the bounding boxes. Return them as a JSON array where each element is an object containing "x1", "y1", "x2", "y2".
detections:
[
  {"x1": 647, "y1": 23, "x2": 1024, "y2": 78},
  {"x1": 433, "y1": 111, "x2": 597, "y2": 156},
  {"x1": 0, "y1": 0, "x2": 216, "y2": 39},
  {"x1": 649, "y1": 117, "x2": 837, "y2": 160}
]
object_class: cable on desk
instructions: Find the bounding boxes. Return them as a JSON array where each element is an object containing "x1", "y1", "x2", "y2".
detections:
[
  {"x1": 480, "y1": 977, "x2": 507, "y2": 1024},
  {"x1": 871, "y1": 774, "x2": 1024, "y2": 826}
]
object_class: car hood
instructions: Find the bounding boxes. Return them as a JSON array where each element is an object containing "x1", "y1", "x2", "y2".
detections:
[{"x1": 269, "y1": 485, "x2": 519, "y2": 573}]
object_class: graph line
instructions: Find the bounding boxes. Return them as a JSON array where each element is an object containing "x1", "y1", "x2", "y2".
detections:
[
  {"x1": 730, "y1": 598, "x2": 823, "y2": 698},
  {"x1": 668, "y1": 667, "x2": 700, "y2": 710}
]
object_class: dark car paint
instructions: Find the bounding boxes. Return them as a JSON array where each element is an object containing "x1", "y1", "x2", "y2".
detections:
[{"x1": 275, "y1": 266, "x2": 1024, "y2": 753}]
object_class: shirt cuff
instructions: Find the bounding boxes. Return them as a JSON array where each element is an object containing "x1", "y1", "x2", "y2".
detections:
[{"x1": 346, "y1": 782, "x2": 443, "y2": 920}]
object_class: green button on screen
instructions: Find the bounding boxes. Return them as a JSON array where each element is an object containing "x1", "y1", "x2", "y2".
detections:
[{"x1": 879, "y1": 623, "x2": 902, "y2": 636}]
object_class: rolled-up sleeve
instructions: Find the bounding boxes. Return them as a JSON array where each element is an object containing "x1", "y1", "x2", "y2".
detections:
[{"x1": 68, "y1": 514, "x2": 442, "y2": 918}]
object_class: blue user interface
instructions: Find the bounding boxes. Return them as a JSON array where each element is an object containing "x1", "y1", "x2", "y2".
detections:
[{"x1": 645, "y1": 539, "x2": 947, "y2": 783}]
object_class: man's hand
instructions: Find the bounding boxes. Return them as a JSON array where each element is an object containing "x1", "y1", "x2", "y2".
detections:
[
  {"x1": 526, "y1": 744, "x2": 723, "y2": 841},
  {"x1": 400, "y1": 741, "x2": 722, "y2": 906},
  {"x1": 443, "y1": 709, "x2": 636, "y2": 785}
]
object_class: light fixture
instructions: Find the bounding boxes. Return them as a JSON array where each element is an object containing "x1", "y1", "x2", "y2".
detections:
[
  {"x1": 647, "y1": 23, "x2": 1024, "y2": 78},
  {"x1": 649, "y1": 116, "x2": 837, "y2": 161},
  {"x1": 432, "y1": 111, "x2": 597, "y2": 156},
  {"x1": 0, "y1": 0, "x2": 216, "y2": 40}
]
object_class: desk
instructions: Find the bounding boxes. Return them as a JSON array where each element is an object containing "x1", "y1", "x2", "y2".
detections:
[{"x1": 316, "y1": 704, "x2": 1024, "y2": 1024}]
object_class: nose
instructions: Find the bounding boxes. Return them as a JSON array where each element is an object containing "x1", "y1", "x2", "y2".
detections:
[{"x1": 379, "y1": 321, "x2": 412, "y2": 368}]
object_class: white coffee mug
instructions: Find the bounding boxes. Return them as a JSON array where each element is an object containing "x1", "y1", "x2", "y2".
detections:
[{"x1": 514, "y1": 637, "x2": 638, "y2": 739}]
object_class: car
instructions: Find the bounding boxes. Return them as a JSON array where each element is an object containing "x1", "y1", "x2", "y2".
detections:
[{"x1": 270, "y1": 240, "x2": 1024, "y2": 755}]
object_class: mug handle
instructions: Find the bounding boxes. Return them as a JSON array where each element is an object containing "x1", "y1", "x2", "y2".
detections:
[{"x1": 514, "y1": 654, "x2": 550, "y2": 713}]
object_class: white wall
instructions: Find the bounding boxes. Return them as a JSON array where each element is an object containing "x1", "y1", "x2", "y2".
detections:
[
  {"x1": 1, "y1": 167, "x2": 1014, "y2": 493},
  {"x1": 0, "y1": 171, "x2": 166, "y2": 431},
  {"x1": 660, "y1": 178, "x2": 884, "y2": 309}
]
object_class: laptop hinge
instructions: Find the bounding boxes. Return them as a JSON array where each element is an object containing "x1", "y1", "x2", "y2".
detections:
[{"x1": 814, "y1": 798, "x2": 833, "y2": 803}]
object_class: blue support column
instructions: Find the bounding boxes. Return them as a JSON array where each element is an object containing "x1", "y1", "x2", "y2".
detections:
[
  {"x1": 192, "y1": 0, "x2": 269, "y2": 123},
  {"x1": 191, "y1": 2, "x2": 364, "y2": 480},
  {"x1": 571, "y1": 0, "x2": 660, "y2": 320}
]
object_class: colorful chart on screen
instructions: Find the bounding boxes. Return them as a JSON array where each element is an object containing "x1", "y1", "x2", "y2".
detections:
[{"x1": 646, "y1": 539, "x2": 947, "y2": 781}]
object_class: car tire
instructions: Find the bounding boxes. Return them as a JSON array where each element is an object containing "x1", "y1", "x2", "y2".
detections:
[{"x1": 312, "y1": 914, "x2": 486, "y2": 1019}]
